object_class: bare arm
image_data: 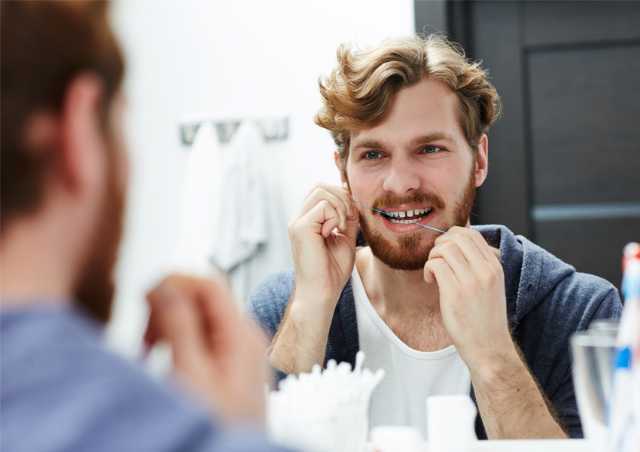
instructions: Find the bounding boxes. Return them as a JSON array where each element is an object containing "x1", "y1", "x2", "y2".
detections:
[
  {"x1": 268, "y1": 291, "x2": 336, "y2": 374},
  {"x1": 425, "y1": 227, "x2": 568, "y2": 439},
  {"x1": 270, "y1": 184, "x2": 359, "y2": 374},
  {"x1": 471, "y1": 344, "x2": 567, "y2": 439}
]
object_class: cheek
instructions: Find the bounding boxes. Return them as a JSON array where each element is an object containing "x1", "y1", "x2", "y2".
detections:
[
  {"x1": 416, "y1": 165, "x2": 450, "y2": 194},
  {"x1": 346, "y1": 165, "x2": 380, "y2": 202},
  {"x1": 426, "y1": 156, "x2": 473, "y2": 190},
  {"x1": 440, "y1": 167, "x2": 475, "y2": 208}
]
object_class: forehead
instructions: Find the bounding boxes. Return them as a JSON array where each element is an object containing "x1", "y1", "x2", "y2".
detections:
[{"x1": 350, "y1": 77, "x2": 464, "y2": 148}]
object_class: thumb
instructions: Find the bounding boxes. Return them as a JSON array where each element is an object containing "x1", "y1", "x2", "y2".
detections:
[
  {"x1": 146, "y1": 286, "x2": 206, "y2": 374},
  {"x1": 423, "y1": 264, "x2": 434, "y2": 284}
]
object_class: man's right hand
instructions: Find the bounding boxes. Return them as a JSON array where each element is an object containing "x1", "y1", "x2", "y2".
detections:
[
  {"x1": 145, "y1": 274, "x2": 269, "y2": 427},
  {"x1": 289, "y1": 184, "x2": 360, "y2": 304},
  {"x1": 270, "y1": 184, "x2": 359, "y2": 374}
]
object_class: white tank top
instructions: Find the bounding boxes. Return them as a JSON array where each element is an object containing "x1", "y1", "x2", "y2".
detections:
[{"x1": 352, "y1": 267, "x2": 471, "y2": 439}]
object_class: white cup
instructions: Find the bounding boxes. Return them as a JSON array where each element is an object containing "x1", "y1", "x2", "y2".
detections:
[
  {"x1": 370, "y1": 425, "x2": 424, "y2": 452},
  {"x1": 426, "y1": 395, "x2": 477, "y2": 452}
]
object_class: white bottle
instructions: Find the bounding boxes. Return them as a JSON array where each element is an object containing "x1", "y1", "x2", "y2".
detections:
[{"x1": 426, "y1": 395, "x2": 477, "y2": 452}]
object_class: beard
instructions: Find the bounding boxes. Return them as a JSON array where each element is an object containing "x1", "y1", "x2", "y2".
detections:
[
  {"x1": 358, "y1": 168, "x2": 477, "y2": 271},
  {"x1": 73, "y1": 140, "x2": 126, "y2": 324}
]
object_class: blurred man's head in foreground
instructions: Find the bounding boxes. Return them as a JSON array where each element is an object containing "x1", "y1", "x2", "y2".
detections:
[{"x1": 1, "y1": 1, "x2": 126, "y2": 322}]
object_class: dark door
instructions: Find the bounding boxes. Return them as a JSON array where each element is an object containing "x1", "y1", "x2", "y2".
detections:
[{"x1": 419, "y1": 0, "x2": 640, "y2": 286}]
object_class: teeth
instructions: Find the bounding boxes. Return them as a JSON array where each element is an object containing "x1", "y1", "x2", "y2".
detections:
[
  {"x1": 384, "y1": 207, "x2": 433, "y2": 223},
  {"x1": 390, "y1": 218, "x2": 420, "y2": 224}
]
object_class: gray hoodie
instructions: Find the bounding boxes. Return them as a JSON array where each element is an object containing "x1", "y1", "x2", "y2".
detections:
[{"x1": 249, "y1": 225, "x2": 623, "y2": 439}]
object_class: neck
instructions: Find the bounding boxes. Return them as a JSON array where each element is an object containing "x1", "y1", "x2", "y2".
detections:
[
  {"x1": 356, "y1": 247, "x2": 440, "y2": 318},
  {"x1": 0, "y1": 215, "x2": 80, "y2": 308}
]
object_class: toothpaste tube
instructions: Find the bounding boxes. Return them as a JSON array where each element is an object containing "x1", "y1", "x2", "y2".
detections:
[{"x1": 608, "y1": 243, "x2": 640, "y2": 452}]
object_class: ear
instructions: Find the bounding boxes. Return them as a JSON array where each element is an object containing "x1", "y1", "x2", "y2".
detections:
[
  {"x1": 58, "y1": 74, "x2": 106, "y2": 196},
  {"x1": 474, "y1": 134, "x2": 489, "y2": 188},
  {"x1": 334, "y1": 150, "x2": 349, "y2": 186}
]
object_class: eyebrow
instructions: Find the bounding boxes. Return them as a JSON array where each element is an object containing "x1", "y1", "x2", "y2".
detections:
[
  {"x1": 408, "y1": 133, "x2": 455, "y2": 147},
  {"x1": 351, "y1": 132, "x2": 455, "y2": 151}
]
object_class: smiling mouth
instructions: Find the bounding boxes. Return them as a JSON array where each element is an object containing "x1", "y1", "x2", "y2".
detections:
[{"x1": 375, "y1": 207, "x2": 434, "y2": 224}]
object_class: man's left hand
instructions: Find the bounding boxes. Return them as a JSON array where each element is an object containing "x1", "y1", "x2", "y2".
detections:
[{"x1": 423, "y1": 226, "x2": 516, "y2": 371}]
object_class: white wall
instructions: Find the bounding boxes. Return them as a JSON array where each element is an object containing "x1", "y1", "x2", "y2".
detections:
[{"x1": 108, "y1": 0, "x2": 414, "y2": 356}]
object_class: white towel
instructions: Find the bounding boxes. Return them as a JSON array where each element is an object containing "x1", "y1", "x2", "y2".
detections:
[
  {"x1": 175, "y1": 122, "x2": 222, "y2": 274},
  {"x1": 212, "y1": 122, "x2": 267, "y2": 272},
  {"x1": 211, "y1": 122, "x2": 291, "y2": 304}
]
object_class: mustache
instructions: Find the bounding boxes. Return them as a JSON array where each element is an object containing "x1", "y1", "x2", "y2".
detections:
[{"x1": 371, "y1": 191, "x2": 445, "y2": 210}]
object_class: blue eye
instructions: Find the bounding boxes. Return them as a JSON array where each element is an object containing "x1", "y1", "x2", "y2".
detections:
[
  {"x1": 363, "y1": 150, "x2": 383, "y2": 160},
  {"x1": 420, "y1": 145, "x2": 444, "y2": 154}
]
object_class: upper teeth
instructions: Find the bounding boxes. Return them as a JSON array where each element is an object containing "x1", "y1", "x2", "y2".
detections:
[{"x1": 385, "y1": 208, "x2": 431, "y2": 218}]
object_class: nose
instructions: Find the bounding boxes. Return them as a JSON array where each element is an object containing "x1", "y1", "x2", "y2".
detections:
[{"x1": 381, "y1": 154, "x2": 421, "y2": 195}]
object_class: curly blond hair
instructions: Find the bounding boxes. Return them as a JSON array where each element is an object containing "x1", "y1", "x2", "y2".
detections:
[{"x1": 315, "y1": 35, "x2": 501, "y2": 158}]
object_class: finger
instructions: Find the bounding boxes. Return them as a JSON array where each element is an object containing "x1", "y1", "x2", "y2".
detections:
[
  {"x1": 322, "y1": 217, "x2": 340, "y2": 238},
  {"x1": 298, "y1": 199, "x2": 341, "y2": 238},
  {"x1": 423, "y1": 257, "x2": 457, "y2": 301},
  {"x1": 143, "y1": 312, "x2": 158, "y2": 349},
  {"x1": 428, "y1": 242, "x2": 471, "y2": 286},
  {"x1": 437, "y1": 226, "x2": 496, "y2": 265},
  {"x1": 146, "y1": 284, "x2": 207, "y2": 373},
  {"x1": 145, "y1": 276, "x2": 181, "y2": 347},
  {"x1": 432, "y1": 233, "x2": 488, "y2": 281},
  {"x1": 192, "y1": 276, "x2": 244, "y2": 350},
  {"x1": 458, "y1": 227, "x2": 497, "y2": 263},
  {"x1": 330, "y1": 187, "x2": 357, "y2": 224},
  {"x1": 300, "y1": 186, "x2": 350, "y2": 231},
  {"x1": 326, "y1": 186, "x2": 354, "y2": 220},
  {"x1": 147, "y1": 274, "x2": 239, "y2": 349},
  {"x1": 327, "y1": 223, "x2": 359, "y2": 253},
  {"x1": 326, "y1": 185, "x2": 356, "y2": 217},
  {"x1": 423, "y1": 262, "x2": 434, "y2": 284},
  {"x1": 467, "y1": 231, "x2": 501, "y2": 264}
]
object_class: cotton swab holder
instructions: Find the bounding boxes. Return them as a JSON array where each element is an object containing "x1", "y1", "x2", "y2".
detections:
[{"x1": 267, "y1": 351, "x2": 384, "y2": 452}]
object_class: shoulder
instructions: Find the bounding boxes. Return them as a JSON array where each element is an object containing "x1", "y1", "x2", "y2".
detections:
[
  {"x1": 2, "y1": 309, "x2": 291, "y2": 452},
  {"x1": 517, "y1": 230, "x2": 622, "y2": 327},
  {"x1": 248, "y1": 270, "x2": 295, "y2": 337},
  {"x1": 513, "y1": 235, "x2": 622, "y2": 354},
  {"x1": 3, "y1": 329, "x2": 214, "y2": 452},
  {"x1": 477, "y1": 224, "x2": 623, "y2": 328},
  {"x1": 544, "y1": 269, "x2": 622, "y2": 328},
  {"x1": 78, "y1": 355, "x2": 289, "y2": 452}
]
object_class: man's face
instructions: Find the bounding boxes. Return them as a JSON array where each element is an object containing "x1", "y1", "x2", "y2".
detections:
[
  {"x1": 343, "y1": 78, "x2": 487, "y2": 271},
  {"x1": 74, "y1": 94, "x2": 128, "y2": 323}
]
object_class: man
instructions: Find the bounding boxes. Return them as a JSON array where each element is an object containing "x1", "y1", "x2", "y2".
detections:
[
  {"x1": 249, "y1": 35, "x2": 622, "y2": 439},
  {"x1": 0, "y1": 3, "x2": 290, "y2": 452}
]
